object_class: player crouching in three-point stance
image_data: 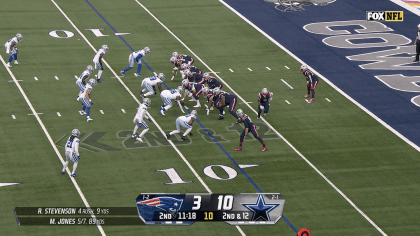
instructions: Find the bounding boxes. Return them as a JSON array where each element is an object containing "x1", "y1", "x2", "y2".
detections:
[
  {"x1": 166, "y1": 110, "x2": 197, "y2": 141},
  {"x1": 140, "y1": 73, "x2": 165, "y2": 98},
  {"x1": 93, "y1": 45, "x2": 108, "y2": 83},
  {"x1": 300, "y1": 64, "x2": 319, "y2": 103},
  {"x1": 61, "y1": 129, "x2": 81, "y2": 177},
  {"x1": 159, "y1": 86, "x2": 184, "y2": 116},
  {"x1": 257, "y1": 88, "x2": 273, "y2": 119},
  {"x1": 121, "y1": 47, "x2": 150, "y2": 78},
  {"x1": 4, "y1": 33, "x2": 22, "y2": 67},
  {"x1": 132, "y1": 98, "x2": 152, "y2": 142},
  {"x1": 235, "y1": 109, "x2": 267, "y2": 152},
  {"x1": 78, "y1": 79, "x2": 96, "y2": 122}
]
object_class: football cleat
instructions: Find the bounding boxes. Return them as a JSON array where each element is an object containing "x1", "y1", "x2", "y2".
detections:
[
  {"x1": 5, "y1": 63, "x2": 12, "y2": 68},
  {"x1": 14, "y1": 61, "x2": 20, "y2": 65},
  {"x1": 136, "y1": 137, "x2": 143, "y2": 142},
  {"x1": 217, "y1": 116, "x2": 224, "y2": 120},
  {"x1": 87, "y1": 118, "x2": 93, "y2": 122},
  {"x1": 261, "y1": 146, "x2": 268, "y2": 152},
  {"x1": 159, "y1": 109, "x2": 165, "y2": 116},
  {"x1": 120, "y1": 71, "x2": 125, "y2": 77},
  {"x1": 97, "y1": 78, "x2": 102, "y2": 83},
  {"x1": 257, "y1": 116, "x2": 260, "y2": 119},
  {"x1": 131, "y1": 134, "x2": 136, "y2": 138},
  {"x1": 70, "y1": 174, "x2": 79, "y2": 177},
  {"x1": 189, "y1": 98, "x2": 196, "y2": 102},
  {"x1": 189, "y1": 132, "x2": 193, "y2": 136},
  {"x1": 309, "y1": 98, "x2": 315, "y2": 103},
  {"x1": 304, "y1": 94, "x2": 311, "y2": 98},
  {"x1": 193, "y1": 104, "x2": 201, "y2": 108},
  {"x1": 181, "y1": 136, "x2": 188, "y2": 141},
  {"x1": 139, "y1": 91, "x2": 144, "y2": 99},
  {"x1": 235, "y1": 147, "x2": 242, "y2": 151},
  {"x1": 263, "y1": 113, "x2": 267, "y2": 116},
  {"x1": 166, "y1": 133, "x2": 171, "y2": 140},
  {"x1": 134, "y1": 73, "x2": 143, "y2": 77},
  {"x1": 79, "y1": 110, "x2": 86, "y2": 115},
  {"x1": 61, "y1": 171, "x2": 65, "y2": 174}
]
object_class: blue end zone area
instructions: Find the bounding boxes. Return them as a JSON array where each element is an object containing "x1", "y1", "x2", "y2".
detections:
[{"x1": 223, "y1": 0, "x2": 420, "y2": 148}]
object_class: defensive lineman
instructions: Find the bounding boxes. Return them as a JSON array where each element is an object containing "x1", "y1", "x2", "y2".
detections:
[
  {"x1": 166, "y1": 110, "x2": 197, "y2": 141},
  {"x1": 4, "y1": 33, "x2": 22, "y2": 67},
  {"x1": 78, "y1": 79, "x2": 96, "y2": 122},
  {"x1": 132, "y1": 98, "x2": 152, "y2": 142},
  {"x1": 159, "y1": 86, "x2": 184, "y2": 116},
  {"x1": 140, "y1": 73, "x2": 165, "y2": 98},
  {"x1": 61, "y1": 129, "x2": 81, "y2": 177},
  {"x1": 93, "y1": 45, "x2": 108, "y2": 83},
  {"x1": 257, "y1": 88, "x2": 273, "y2": 119},
  {"x1": 235, "y1": 109, "x2": 267, "y2": 152},
  {"x1": 76, "y1": 65, "x2": 94, "y2": 100},
  {"x1": 121, "y1": 47, "x2": 150, "y2": 77},
  {"x1": 300, "y1": 64, "x2": 319, "y2": 103}
]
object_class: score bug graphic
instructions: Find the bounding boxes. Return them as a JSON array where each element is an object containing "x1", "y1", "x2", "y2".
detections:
[{"x1": 135, "y1": 193, "x2": 285, "y2": 225}]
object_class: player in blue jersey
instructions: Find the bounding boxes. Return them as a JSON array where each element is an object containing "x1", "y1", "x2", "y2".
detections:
[
  {"x1": 203, "y1": 73, "x2": 223, "y2": 89},
  {"x1": 140, "y1": 73, "x2": 165, "y2": 98},
  {"x1": 78, "y1": 79, "x2": 96, "y2": 122},
  {"x1": 182, "y1": 79, "x2": 203, "y2": 108},
  {"x1": 257, "y1": 88, "x2": 273, "y2": 119},
  {"x1": 92, "y1": 45, "x2": 108, "y2": 83},
  {"x1": 61, "y1": 129, "x2": 81, "y2": 177},
  {"x1": 300, "y1": 64, "x2": 319, "y2": 103},
  {"x1": 234, "y1": 109, "x2": 267, "y2": 152},
  {"x1": 4, "y1": 33, "x2": 22, "y2": 67},
  {"x1": 213, "y1": 88, "x2": 238, "y2": 121},
  {"x1": 121, "y1": 47, "x2": 150, "y2": 77},
  {"x1": 76, "y1": 65, "x2": 94, "y2": 101},
  {"x1": 166, "y1": 110, "x2": 197, "y2": 141}
]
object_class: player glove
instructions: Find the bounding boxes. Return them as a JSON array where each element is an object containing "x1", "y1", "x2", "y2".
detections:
[
  {"x1": 89, "y1": 100, "x2": 93, "y2": 105},
  {"x1": 259, "y1": 105, "x2": 264, "y2": 110}
]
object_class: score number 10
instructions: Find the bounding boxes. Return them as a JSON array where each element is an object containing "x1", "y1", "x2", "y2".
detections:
[{"x1": 192, "y1": 195, "x2": 234, "y2": 221}]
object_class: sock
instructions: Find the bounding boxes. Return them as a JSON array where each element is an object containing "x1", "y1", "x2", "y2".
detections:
[
  {"x1": 13, "y1": 54, "x2": 17, "y2": 61},
  {"x1": 139, "y1": 128, "x2": 149, "y2": 138},
  {"x1": 123, "y1": 66, "x2": 131, "y2": 72},
  {"x1": 86, "y1": 107, "x2": 91, "y2": 117},
  {"x1": 98, "y1": 70, "x2": 103, "y2": 79},
  {"x1": 239, "y1": 142, "x2": 243, "y2": 147},
  {"x1": 142, "y1": 88, "x2": 147, "y2": 93},
  {"x1": 137, "y1": 64, "x2": 142, "y2": 74},
  {"x1": 62, "y1": 161, "x2": 69, "y2": 172},
  {"x1": 72, "y1": 162, "x2": 78, "y2": 174},
  {"x1": 82, "y1": 105, "x2": 86, "y2": 111},
  {"x1": 183, "y1": 128, "x2": 192, "y2": 137},
  {"x1": 133, "y1": 125, "x2": 139, "y2": 134},
  {"x1": 169, "y1": 130, "x2": 180, "y2": 135},
  {"x1": 8, "y1": 56, "x2": 13, "y2": 63},
  {"x1": 163, "y1": 105, "x2": 172, "y2": 111},
  {"x1": 196, "y1": 100, "x2": 200, "y2": 106},
  {"x1": 144, "y1": 91, "x2": 154, "y2": 97}
]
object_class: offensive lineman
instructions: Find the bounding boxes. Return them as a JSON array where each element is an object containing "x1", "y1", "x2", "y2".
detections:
[
  {"x1": 78, "y1": 79, "x2": 96, "y2": 122},
  {"x1": 132, "y1": 98, "x2": 152, "y2": 142},
  {"x1": 76, "y1": 65, "x2": 94, "y2": 101},
  {"x1": 4, "y1": 33, "x2": 22, "y2": 67},
  {"x1": 300, "y1": 64, "x2": 319, "y2": 103},
  {"x1": 61, "y1": 129, "x2": 81, "y2": 177},
  {"x1": 159, "y1": 86, "x2": 184, "y2": 116},
  {"x1": 213, "y1": 87, "x2": 238, "y2": 121},
  {"x1": 203, "y1": 73, "x2": 223, "y2": 89},
  {"x1": 140, "y1": 73, "x2": 165, "y2": 98},
  {"x1": 121, "y1": 47, "x2": 150, "y2": 77},
  {"x1": 166, "y1": 110, "x2": 197, "y2": 141},
  {"x1": 93, "y1": 45, "x2": 109, "y2": 83},
  {"x1": 235, "y1": 109, "x2": 267, "y2": 152},
  {"x1": 182, "y1": 79, "x2": 203, "y2": 108},
  {"x1": 257, "y1": 88, "x2": 273, "y2": 119}
]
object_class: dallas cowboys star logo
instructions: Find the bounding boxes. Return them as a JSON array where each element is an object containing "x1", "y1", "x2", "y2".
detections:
[{"x1": 242, "y1": 194, "x2": 280, "y2": 221}]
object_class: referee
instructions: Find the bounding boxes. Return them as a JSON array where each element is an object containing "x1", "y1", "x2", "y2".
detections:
[{"x1": 414, "y1": 24, "x2": 420, "y2": 62}]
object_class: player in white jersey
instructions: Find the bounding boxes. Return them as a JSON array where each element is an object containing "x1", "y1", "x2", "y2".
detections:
[
  {"x1": 120, "y1": 47, "x2": 150, "y2": 77},
  {"x1": 140, "y1": 73, "x2": 165, "y2": 98},
  {"x1": 132, "y1": 98, "x2": 152, "y2": 142},
  {"x1": 4, "y1": 33, "x2": 22, "y2": 67},
  {"x1": 61, "y1": 129, "x2": 81, "y2": 177},
  {"x1": 76, "y1": 65, "x2": 94, "y2": 101},
  {"x1": 78, "y1": 79, "x2": 96, "y2": 122},
  {"x1": 92, "y1": 45, "x2": 108, "y2": 83},
  {"x1": 166, "y1": 110, "x2": 197, "y2": 141},
  {"x1": 159, "y1": 86, "x2": 184, "y2": 116}
]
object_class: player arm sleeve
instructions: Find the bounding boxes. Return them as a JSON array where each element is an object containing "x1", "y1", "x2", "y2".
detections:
[{"x1": 74, "y1": 140, "x2": 80, "y2": 157}]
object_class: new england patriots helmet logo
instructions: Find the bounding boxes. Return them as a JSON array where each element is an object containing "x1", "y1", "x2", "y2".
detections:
[{"x1": 137, "y1": 197, "x2": 183, "y2": 218}]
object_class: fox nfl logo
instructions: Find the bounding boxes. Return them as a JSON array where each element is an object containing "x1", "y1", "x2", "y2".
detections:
[{"x1": 366, "y1": 11, "x2": 403, "y2": 21}]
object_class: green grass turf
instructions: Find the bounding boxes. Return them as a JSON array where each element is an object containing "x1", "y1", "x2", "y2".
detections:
[{"x1": 0, "y1": 0, "x2": 419, "y2": 235}]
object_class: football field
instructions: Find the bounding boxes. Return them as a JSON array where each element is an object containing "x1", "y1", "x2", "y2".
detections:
[{"x1": 1, "y1": 0, "x2": 420, "y2": 235}]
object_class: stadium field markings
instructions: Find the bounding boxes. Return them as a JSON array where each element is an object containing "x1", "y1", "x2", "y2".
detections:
[
  {"x1": 57, "y1": 112, "x2": 61, "y2": 117},
  {"x1": 219, "y1": 0, "x2": 388, "y2": 235},
  {"x1": 229, "y1": 68, "x2": 234, "y2": 72},
  {"x1": 28, "y1": 113, "x2": 43, "y2": 115},
  {"x1": 1, "y1": 52, "x2": 106, "y2": 236},
  {"x1": 34, "y1": 77, "x2": 38, "y2": 81},
  {"x1": 285, "y1": 66, "x2": 289, "y2": 69},
  {"x1": 9, "y1": 80, "x2": 23, "y2": 82},
  {"x1": 247, "y1": 67, "x2": 252, "y2": 71},
  {"x1": 11, "y1": 115, "x2": 16, "y2": 119},
  {"x1": 325, "y1": 98, "x2": 331, "y2": 102},
  {"x1": 266, "y1": 67, "x2": 271, "y2": 70},
  {"x1": 74, "y1": 75, "x2": 78, "y2": 79},
  {"x1": 285, "y1": 100, "x2": 290, "y2": 104},
  {"x1": 55, "y1": 76, "x2": 59, "y2": 80},
  {"x1": 99, "y1": 110, "x2": 104, "y2": 114},
  {"x1": 121, "y1": 109, "x2": 126, "y2": 113},
  {"x1": 281, "y1": 79, "x2": 294, "y2": 89}
]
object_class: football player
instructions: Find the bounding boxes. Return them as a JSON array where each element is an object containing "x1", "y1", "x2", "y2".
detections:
[
  {"x1": 140, "y1": 73, "x2": 165, "y2": 98},
  {"x1": 166, "y1": 110, "x2": 197, "y2": 141},
  {"x1": 61, "y1": 129, "x2": 81, "y2": 177},
  {"x1": 234, "y1": 109, "x2": 267, "y2": 152},
  {"x1": 203, "y1": 73, "x2": 223, "y2": 89},
  {"x1": 170, "y1": 52, "x2": 194, "y2": 80},
  {"x1": 159, "y1": 86, "x2": 184, "y2": 116},
  {"x1": 78, "y1": 79, "x2": 96, "y2": 122},
  {"x1": 121, "y1": 47, "x2": 150, "y2": 78},
  {"x1": 4, "y1": 33, "x2": 22, "y2": 67},
  {"x1": 300, "y1": 64, "x2": 319, "y2": 103},
  {"x1": 257, "y1": 88, "x2": 273, "y2": 119},
  {"x1": 213, "y1": 87, "x2": 238, "y2": 121},
  {"x1": 92, "y1": 45, "x2": 108, "y2": 83},
  {"x1": 132, "y1": 98, "x2": 152, "y2": 142},
  {"x1": 202, "y1": 87, "x2": 216, "y2": 115},
  {"x1": 182, "y1": 79, "x2": 203, "y2": 108},
  {"x1": 76, "y1": 65, "x2": 94, "y2": 101}
]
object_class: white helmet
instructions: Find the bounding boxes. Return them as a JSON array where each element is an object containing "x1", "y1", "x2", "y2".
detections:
[
  {"x1": 87, "y1": 65, "x2": 94, "y2": 73},
  {"x1": 236, "y1": 109, "x2": 244, "y2": 117},
  {"x1": 262, "y1": 88, "x2": 268, "y2": 94},
  {"x1": 181, "y1": 79, "x2": 189, "y2": 87},
  {"x1": 102, "y1": 45, "x2": 109, "y2": 52},
  {"x1": 177, "y1": 86, "x2": 183, "y2": 94},
  {"x1": 184, "y1": 69, "x2": 191, "y2": 76},
  {"x1": 170, "y1": 57, "x2": 176, "y2": 64},
  {"x1": 88, "y1": 78, "x2": 97, "y2": 87},
  {"x1": 202, "y1": 86, "x2": 209, "y2": 94},
  {"x1": 144, "y1": 47, "x2": 150, "y2": 55},
  {"x1": 191, "y1": 110, "x2": 198, "y2": 117},
  {"x1": 172, "y1": 51, "x2": 178, "y2": 58},
  {"x1": 157, "y1": 73, "x2": 165, "y2": 81},
  {"x1": 181, "y1": 63, "x2": 190, "y2": 70},
  {"x1": 203, "y1": 73, "x2": 210, "y2": 79},
  {"x1": 71, "y1": 129, "x2": 80, "y2": 137},
  {"x1": 143, "y1": 98, "x2": 151, "y2": 106},
  {"x1": 213, "y1": 87, "x2": 221, "y2": 95},
  {"x1": 16, "y1": 33, "x2": 23, "y2": 41},
  {"x1": 300, "y1": 64, "x2": 307, "y2": 71}
]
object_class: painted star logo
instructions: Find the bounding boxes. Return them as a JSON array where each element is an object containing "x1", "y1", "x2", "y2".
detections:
[{"x1": 242, "y1": 195, "x2": 280, "y2": 221}]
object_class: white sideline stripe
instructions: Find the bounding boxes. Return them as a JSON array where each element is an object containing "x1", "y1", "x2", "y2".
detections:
[
  {"x1": 247, "y1": 67, "x2": 252, "y2": 71},
  {"x1": 57, "y1": 112, "x2": 61, "y2": 117},
  {"x1": 34, "y1": 77, "x2": 38, "y2": 81},
  {"x1": 285, "y1": 100, "x2": 290, "y2": 104},
  {"x1": 1, "y1": 53, "x2": 105, "y2": 235},
  {"x1": 219, "y1": 1, "x2": 388, "y2": 235},
  {"x1": 121, "y1": 109, "x2": 126, "y2": 113},
  {"x1": 53, "y1": 2, "x2": 212, "y2": 208},
  {"x1": 285, "y1": 66, "x2": 290, "y2": 69},
  {"x1": 11, "y1": 115, "x2": 16, "y2": 119},
  {"x1": 134, "y1": 1, "x2": 244, "y2": 235},
  {"x1": 325, "y1": 98, "x2": 331, "y2": 102},
  {"x1": 229, "y1": 68, "x2": 234, "y2": 72},
  {"x1": 281, "y1": 79, "x2": 294, "y2": 89},
  {"x1": 55, "y1": 76, "x2": 59, "y2": 80},
  {"x1": 100, "y1": 110, "x2": 104, "y2": 114},
  {"x1": 266, "y1": 67, "x2": 271, "y2": 70}
]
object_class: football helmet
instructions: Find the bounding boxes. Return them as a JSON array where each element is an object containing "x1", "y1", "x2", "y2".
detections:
[
  {"x1": 181, "y1": 63, "x2": 190, "y2": 70},
  {"x1": 16, "y1": 33, "x2": 23, "y2": 41},
  {"x1": 143, "y1": 98, "x2": 151, "y2": 106},
  {"x1": 262, "y1": 88, "x2": 268, "y2": 95},
  {"x1": 144, "y1": 47, "x2": 150, "y2": 55},
  {"x1": 203, "y1": 73, "x2": 210, "y2": 80},
  {"x1": 71, "y1": 129, "x2": 80, "y2": 137},
  {"x1": 181, "y1": 79, "x2": 189, "y2": 88},
  {"x1": 170, "y1": 57, "x2": 176, "y2": 64},
  {"x1": 202, "y1": 86, "x2": 209, "y2": 94},
  {"x1": 213, "y1": 87, "x2": 221, "y2": 95},
  {"x1": 236, "y1": 109, "x2": 244, "y2": 117},
  {"x1": 191, "y1": 110, "x2": 198, "y2": 117},
  {"x1": 87, "y1": 65, "x2": 94, "y2": 73},
  {"x1": 184, "y1": 69, "x2": 191, "y2": 76},
  {"x1": 157, "y1": 73, "x2": 165, "y2": 81},
  {"x1": 177, "y1": 86, "x2": 183, "y2": 94},
  {"x1": 102, "y1": 45, "x2": 109, "y2": 52},
  {"x1": 88, "y1": 78, "x2": 97, "y2": 87},
  {"x1": 172, "y1": 52, "x2": 178, "y2": 58},
  {"x1": 300, "y1": 64, "x2": 307, "y2": 71}
]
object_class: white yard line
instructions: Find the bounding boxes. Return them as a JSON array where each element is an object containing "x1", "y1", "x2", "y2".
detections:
[
  {"x1": 1, "y1": 53, "x2": 106, "y2": 236},
  {"x1": 34, "y1": 77, "x2": 38, "y2": 81},
  {"x1": 229, "y1": 68, "x2": 234, "y2": 72},
  {"x1": 54, "y1": 76, "x2": 59, "y2": 80},
  {"x1": 280, "y1": 79, "x2": 294, "y2": 89},
  {"x1": 247, "y1": 67, "x2": 252, "y2": 71},
  {"x1": 12, "y1": 115, "x2": 16, "y2": 119},
  {"x1": 285, "y1": 100, "x2": 290, "y2": 104},
  {"x1": 266, "y1": 67, "x2": 271, "y2": 70},
  {"x1": 285, "y1": 66, "x2": 290, "y2": 69}
]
